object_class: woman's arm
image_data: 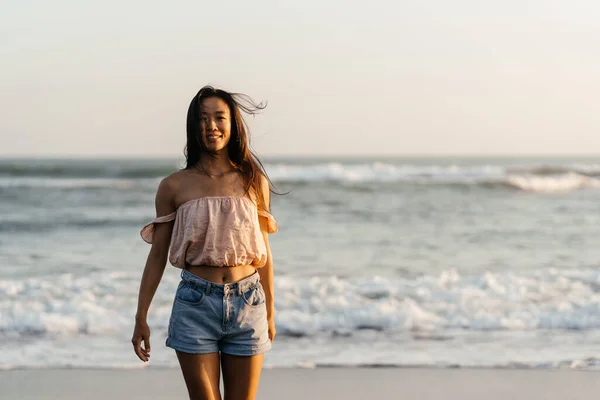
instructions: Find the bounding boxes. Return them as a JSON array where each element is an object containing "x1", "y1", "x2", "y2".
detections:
[
  {"x1": 132, "y1": 176, "x2": 177, "y2": 361},
  {"x1": 258, "y1": 234, "x2": 275, "y2": 334},
  {"x1": 256, "y1": 174, "x2": 276, "y2": 342}
]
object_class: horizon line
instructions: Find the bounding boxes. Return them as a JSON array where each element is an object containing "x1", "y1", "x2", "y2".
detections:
[{"x1": 0, "y1": 153, "x2": 599, "y2": 160}]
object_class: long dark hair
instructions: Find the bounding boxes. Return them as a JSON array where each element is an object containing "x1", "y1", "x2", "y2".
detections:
[{"x1": 184, "y1": 85, "x2": 275, "y2": 212}]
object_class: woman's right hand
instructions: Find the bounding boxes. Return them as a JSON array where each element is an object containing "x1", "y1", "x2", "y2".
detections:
[{"x1": 131, "y1": 319, "x2": 151, "y2": 362}]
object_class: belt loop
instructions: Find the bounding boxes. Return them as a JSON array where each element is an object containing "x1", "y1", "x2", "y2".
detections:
[{"x1": 204, "y1": 282, "x2": 211, "y2": 295}]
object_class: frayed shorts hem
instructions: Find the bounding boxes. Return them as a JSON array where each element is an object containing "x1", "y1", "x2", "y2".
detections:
[
  {"x1": 220, "y1": 342, "x2": 272, "y2": 357},
  {"x1": 166, "y1": 338, "x2": 272, "y2": 356},
  {"x1": 165, "y1": 339, "x2": 219, "y2": 355}
]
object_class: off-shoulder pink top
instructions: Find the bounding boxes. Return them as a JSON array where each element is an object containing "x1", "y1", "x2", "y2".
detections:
[{"x1": 140, "y1": 196, "x2": 278, "y2": 268}]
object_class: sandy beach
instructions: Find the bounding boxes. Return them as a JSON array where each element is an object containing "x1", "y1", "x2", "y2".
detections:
[{"x1": 1, "y1": 367, "x2": 599, "y2": 400}]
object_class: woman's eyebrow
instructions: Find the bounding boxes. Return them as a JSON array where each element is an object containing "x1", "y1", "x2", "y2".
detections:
[{"x1": 201, "y1": 110, "x2": 227, "y2": 115}]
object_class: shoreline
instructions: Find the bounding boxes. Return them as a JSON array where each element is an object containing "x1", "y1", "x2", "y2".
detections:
[
  {"x1": 2, "y1": 364, "x2": 599, "y2": 371},
  {"x1": 1, "y1": 367, "x2": 599, "y2": 400}
]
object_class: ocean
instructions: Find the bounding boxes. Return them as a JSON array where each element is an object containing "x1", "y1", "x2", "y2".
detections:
[{"x1": 1, "y1": 156, "x2": 600, "y2": 370}]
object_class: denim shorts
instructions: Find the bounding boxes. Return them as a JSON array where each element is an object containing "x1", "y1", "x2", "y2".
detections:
[{"x1": 165, "y1": 269, "x2": 272, "y2": 356}]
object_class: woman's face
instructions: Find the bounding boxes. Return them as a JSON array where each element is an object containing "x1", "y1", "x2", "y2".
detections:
[{"x1": 200, "y1": 97, "x2": 232, "y2": 153}]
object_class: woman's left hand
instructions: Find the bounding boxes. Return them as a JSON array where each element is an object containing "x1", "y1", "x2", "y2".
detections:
[{"x1": 268, "y1": 315, "x2": 276, "y2": 342}]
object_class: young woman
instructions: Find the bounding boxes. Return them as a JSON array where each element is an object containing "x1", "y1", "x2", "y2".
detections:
[{"x1": 132, "y1": 86, "x2": 278, "y2": 400}]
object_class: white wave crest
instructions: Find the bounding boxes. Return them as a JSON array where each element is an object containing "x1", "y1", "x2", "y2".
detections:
[
  {"x1": 2, "y1": 268, "x2": 600, "y2": 369},
  {"x1": 274, "y1": 269, "x2": 600, "y2": 335},
  {"x1": 505, "y1": 172, "x2": 600, "y2": 193},
  {"x1": 265, "y1": 162, "x2": 504, "y2": 183},
  {"x1": 3, "y1": 163, "x2": 600, "y2": 193},
  {"x1": 0, "y1": 177, "x2": 150, "y2": 189},
  {"x1": 2, "y1": 268, "x2": 600, "y2": 338},
  {"x1": 265, "y1": 162, "x2": 600, "y2": 193}
]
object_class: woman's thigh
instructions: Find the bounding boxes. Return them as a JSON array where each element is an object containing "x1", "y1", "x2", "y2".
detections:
[
  {"x1": 221, "y1": 353, "x2": 264, "y2": 400},
  {"x1": 176, "y1": 351, "x2": 222, "y2": 400}
]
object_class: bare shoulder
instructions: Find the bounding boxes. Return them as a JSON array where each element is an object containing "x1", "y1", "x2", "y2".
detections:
[
  {"x1": 155, "y1": 171, "x2": 185, "y2": 214},
  {"x1": 158, "y1": 170, "x2": 185, "y2": 194}
]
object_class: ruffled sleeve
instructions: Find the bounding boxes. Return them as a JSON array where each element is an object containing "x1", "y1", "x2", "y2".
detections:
[
  {"x1": 140, "y1": 212, "x2": 177, "y2": 244},
  {"x1": 257, "y1": 209, "x2": 278, "y2": 234}
]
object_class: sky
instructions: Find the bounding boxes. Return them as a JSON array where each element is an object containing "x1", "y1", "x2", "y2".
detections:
[{"x1": 1, "y1": 0, "x2": 600, "y2": 157}]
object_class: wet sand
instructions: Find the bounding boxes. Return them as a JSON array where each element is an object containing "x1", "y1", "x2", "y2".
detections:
[{"x1": 1, "y1": 367, "x2": 599, "y2": 399}]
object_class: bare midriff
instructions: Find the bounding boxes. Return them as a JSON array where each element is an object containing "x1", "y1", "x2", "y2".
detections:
[{"x1": 186, "y1": 264, "x2": 258, "y2": 283}]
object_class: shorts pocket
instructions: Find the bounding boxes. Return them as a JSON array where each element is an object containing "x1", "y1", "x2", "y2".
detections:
[
  {"x1": 242, "y1": 283, "x2": 266, "y2": 308},
  {"x1": 174, "y1": 282, "x2": 206, "y2": 306}
]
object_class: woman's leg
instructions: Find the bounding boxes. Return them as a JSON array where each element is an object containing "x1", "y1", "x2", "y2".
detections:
[
  {"x1": 176, "y1": 351, "x2": 222, "y2": 400},
  {"x1": 221, "y1": 353, "x2": 264, "y2": 400}
]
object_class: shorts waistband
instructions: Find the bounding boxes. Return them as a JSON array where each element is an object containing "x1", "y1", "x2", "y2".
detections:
[{"x1": 180, "y1": 268, "x2": 260, "y2": 296}]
